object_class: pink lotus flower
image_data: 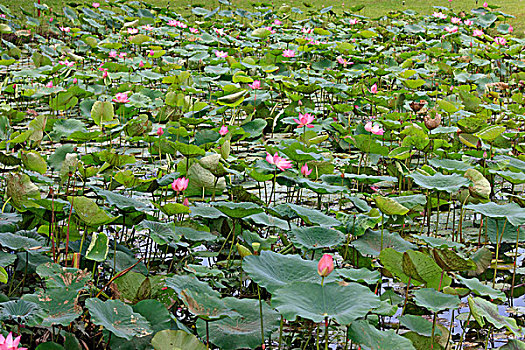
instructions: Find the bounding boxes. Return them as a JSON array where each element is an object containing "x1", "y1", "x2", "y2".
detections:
[
  {"x1": 494, "y1": 37, "x2": 507, "y2": 45},
  {"x1": 119, "y1": 52, "x2": 127, "y2": 59},
  {"x1": 370, "y1": 83, "x2": 378, "y2": 94},
  {"x1": 301, "y1": 27, "x2": 313, "y2": 34},
  {"x1": 473, "y1": 29, "x2": 484, "y2": 37},
  {"x1": 371, "y1": 124, "x2": 384, "y2": 135},
  {"x1": 59, "y1": 26, "x2": 70, "y2": 32},
  {"x1": 100, "y1": 68, "x2": 108, "y2": 78},
  {"x1": 483, "y1": 1, "x2": 488, "y2": 7},
  {"x1": 0, "y1": 14, "x2": 6, "y2": 19},
  {"x1": 365, "y1": 121, "x2": 373, "y2": 132},
  {"x1": 73, "y1": 78, "x2": 78, "y2": 84},
  {"x1": 266, "y1": 152, "x2": 292, "y2": 171},
  {"x1": 274, "y1": 19, "x2": 282, "y2": 25},
  {"x1": 149, "y1": 49, "x2": 155, "y2": 56},
  {"x1": 49, "y1": 17, "x2": 53, "y2": 23},
  {"x1": 219, "y1": 125, "x2": 228, "y2": 136},
  {"x1": 177, "y1": 21, "x2": 187, "y2": 29},
  {"x1": 463, "y1": 19, "x2": 473, "y2": 26},
  {"x1": 156, "y1": 127, "x2": 164, "y2": 136},
  {"x1": 282, "y1": 49, "x2": 295, "y2": 58},
  {"x1": 46, "y1": 81, "x2": 53, "y2": 88},
  {"x1": 59, "y1": 60, "x2": 75, "y2": 67},
  {"x1": 301, "y1": 163, "x2": 312, "y2": 177},
  {"x1": 249, "y1": 80, "x2": 261, "y2": 90},
  {"x1": 293, "y1": 112, "x2": 315, "y2": 128},
  {"x1": 349, "y1": 18, "x2": 359, "y2": 25},
  {"x1": 127, "y1": 28, "x2": 138, "y2": 34},
  {"x1": 370, "y1": 185, "x2": 379, "y2": 192},
  {"x1": 265, "y1": 26, "x2": 276, "y2": 34},
  {"x1": 139, "y1": 60, "x2": 144, "y2": 68},
  {"x1": 508, "y1": 25, "x2": 513, "y2": 33},
  {"x1": 183, "y1": 197, "x2": 189, "y2": 206},
  {"x1": 167, "y1": 19, "x2": 177, "y2": 26},
  {"x1": 141, "y1": 25, "x2": 153, "y2": 31},
  {"x1": 317, "y1": 254, "x2": 334, "y2": 277},
  {"x1": 451, "y1": 17, "x2": 461, "y2": 24},
  {"x1": 189, "y1": 27, "x2": 199, "y2": 34},
  {"x1": 0, "y1": 332, "x2": 27, "y2": 350},
  {"x1": 92, "y1": 2, "x2": 100, "y2": 8},
  {"x1": 336, "y1": 56, "x2": 352, "y2": 67},
  {"x1": 445, "y1": 26, "x2": 458, "y2": 33},
  {"x1": 432, "y1": 12, "x2": 447, "y2": 19},
  {"x1": 109, "y1": 51, "x2": 117, "y2": 58},
  {"x1": 215, "y1": 50, "x2": 228, "y2": 58},
  {"x1": 112, "y1": 92, "x2": 129, "y2": 103},
  {"x1": 214, "y1": 28, "x2": 225, "y2": 36},
  {"x1": 171, "y1": 177, "x2": 189, "y2": 192}
]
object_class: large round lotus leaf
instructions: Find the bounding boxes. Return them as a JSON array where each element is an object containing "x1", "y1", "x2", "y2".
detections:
[
  {"x1": 164, "y1": 275, "x2": 237, "y2": 320},
  {"x1": 91, "y1": 186, "x2": 152, "y2": 212},
  {"x1": 500, "y1": 339, "x2": 525, "y2": 349},
  {"x1": 211, "y1": 201, "x2": 263, "y2": 218},
  {"x1": 484, "y1": 218, "x2": 525, "y2": 244},
  {"x1": 289, "y1": 226, "x2": 345, "y2": 250},
  {"x1": 36, "y1": 263, "x2": 91, "y2": 291},
  {"x1": 0, "y1": 231, "x2": 43, "y2": 251},
  {"x1": 242, "y1": 250, "x2": 337, "y2": 293},
  {"x1": 139, "y1": 220, "x2": 181, "y2": 248},
  {"x1": 0, "y1": 299, "x2": 43, "y2": 326},
  {"x1": 337, "y1": 268, "x2": 381, "y2": 285},
  {"x1": 351, "y1": 229, "x2": 416, "y2": 257},
  {"x1": 373, "y1": 195, "x2": 409, "y2": 216},
  {"x1": 151, "y1": 330, "x2": 206, "y2": 350},
  {"x1": 412, "y1": 235, "x2": 464, "y2": 249},
  {"x1": 468, "y1": 296, "x2": 520, "y2": 335},
  {"x1": 428, "y1": 158, "x2": 471, "y2": 173},
  {"x1": 196, "y1": 297, "x2": 280, "y2": 349},
  {"x1": 432, "y1": 248, "x2": 476, "y2": 272},
  {"x1": 464, "y1": 168, "x2": 490, "y2": 200},
  {"x1": 85, "y1": 298, "x2": 152, "y2": 340},
  {"x1": 455, "y1": 276, "x2": 505, "y2": 301},
  {"x1": 272, "y1": 282, "x2": 380, "y2": 325},
  {"x1": 474, "y1": 125, "x2": 505, "y2": 142},
  {"x1": 398, "y1": 314, "x2": 441, "y2": 337},
  {"x1": 23, "y1": 288, "x2": 82, "y2": 327},
  {"x1": 173, "y1": 226, "x2": 216, "y2": 242},
  {"x1": 285, "y1": 203, "x2": 341, "y2": 227},
  {"x1": 413, "y1": 288, "x2": 460, "y2": 313},
  {"x1": 348, "y1": 320, "x2": 416, "y2": 350},
  {"x1": 408, "y1": 172, "x2": 469, "y2": 192},
  {"x1": 69, "y1": 196, "x2": 114, "y2": 227},
  {"x1": 496, "y1": 170, "x2": 525, "y2": 185},
  {"x1": 465, "y1": 202, "x2": 525, "y2": 227},
  {"x1": 402, "y1": 250, "x2": 451, "y2": 290}
]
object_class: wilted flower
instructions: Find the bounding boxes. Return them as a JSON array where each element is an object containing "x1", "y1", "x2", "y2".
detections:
[
  {"x1": 215, "y1": 50, "x2": 228, "y2": 58},
  {"x1": 112, "y1": 92, "x2": 129, "y2": 103},
  {"x1": 249, "y1": 80, "x2": 261, "y2": 90},
  {"x1": 266, "y1": 152, "x2": 292, "y2": 171},
  {"x1": 301, "y1": 163, "x2": 312, "y2": 177},
  {"x1": 317, "y1": 254, "x2": 334, "y2": 277},
  {"x1": 171, "y1": 177, "x2": 189, "y2": 192},
  {"x1": 219, "y1": 125, "x2": 228, "y2": 136},
  {"x1": 0, "y1": 332, "x2": 27, "y2": 350},
  {"x1": 282, "y1": 49, "x2": 295, "y2": 58},
  {"x1": 370, "y1": 83, "x2": 378, "y2": 93}
]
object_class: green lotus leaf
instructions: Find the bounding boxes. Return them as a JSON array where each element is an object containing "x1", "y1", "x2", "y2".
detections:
[
  {"x1": 399, "y1": 314, "x2": 441, "y2": 337},
  {"x1": 455, "y1": 276, "x2": 505, "y2": 301},
  {"x1": 352, "y1": 229, "x2": 416, "y2": 257},
  {"x1": 289, "y1": 226, "x2": 345, "y2": 250},
  {"x1": 373, "y1": 195, "x2": 409, "y2": 216},
  {"x1": 408, "y1": 172, "x2": 470, "y2": 192},
  {"x1": 273, "y1": 281, "x2": 381, "y2": 325},
  {"x1": 337, "y1": 268, "x2": 381, "y2": 285},
  {"x1": 151, "y1": 330, "x2": 206, "y2": 350},
  {"x1": 211, "y1": 201, "x2": 263, "y2": 218},
  {"x1": 69, "y1": 196, "x2": 115, "y2": 227},
  {"x1": 468, "y1": 296, "x2": 520, "y2": 335},
  {"x1": 413, "y1": 288, "x2": 460, "y2": 313},
  {"x1": 465, "y1": 202, "x2": 525, "y2": 227},
  {"x1": 348, "y1": 319, "x2": 416, "y2": 349},
  {"x1": 85, "y1": 232, "x2": 109, "y2": 262},
  {"x1": 85, "y1": 298, "x2": 152, "y2": 340}
]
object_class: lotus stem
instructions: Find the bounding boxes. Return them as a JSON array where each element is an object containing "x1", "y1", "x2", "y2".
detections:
[
  {"x1": 492, "y1": 218, "x2": 507, "y2": 288},
  {"x1": 278, "y1": 315, "x2": 283, "y2": 350},
  {"x1": 511, "y1": 226, "x2": 520, "y2": 305},
  {"x1": 257, "y1": 285, "x2": 265, "y2": 349}
]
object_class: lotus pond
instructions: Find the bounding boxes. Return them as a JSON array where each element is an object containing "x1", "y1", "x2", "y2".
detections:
[{"x1": 0, "y1": 1, "x2": 525, "y2": 349}]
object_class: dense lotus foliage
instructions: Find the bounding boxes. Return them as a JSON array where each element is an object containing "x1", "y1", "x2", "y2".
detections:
[{"x1": 0, "y1": 0, "x2": 523, "y2": 349}]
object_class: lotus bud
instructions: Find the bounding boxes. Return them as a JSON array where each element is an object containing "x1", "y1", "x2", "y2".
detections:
[
  {"x1": 237, "y1": 243, "x2": 252, "y2": 258},
  {"x1": 317, "y1": 254, "x2": 334, "y2": 277}
]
